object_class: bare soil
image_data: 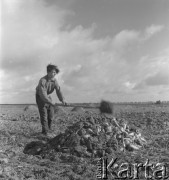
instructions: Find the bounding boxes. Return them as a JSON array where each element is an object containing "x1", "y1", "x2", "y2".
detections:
[{"x1": 0, "y1": 104, "x2": 169, "y2": 180}]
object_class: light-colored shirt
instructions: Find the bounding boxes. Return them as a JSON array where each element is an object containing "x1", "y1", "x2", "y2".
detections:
[{"x1": 36, "y1": 75, "x2": 64, "y2": 105}]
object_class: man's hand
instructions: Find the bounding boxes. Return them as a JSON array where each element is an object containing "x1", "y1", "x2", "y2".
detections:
[
  {"x1": 61, "y1": 100, "x2": 67, "y2": 106},
  {"x1": 51, "y1": 102, "x2": 55, "y2": 106}
]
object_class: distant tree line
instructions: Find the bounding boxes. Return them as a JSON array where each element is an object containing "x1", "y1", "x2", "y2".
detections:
[{"x1": 71, "y1": 100, "x2": 169, "y2": 106}]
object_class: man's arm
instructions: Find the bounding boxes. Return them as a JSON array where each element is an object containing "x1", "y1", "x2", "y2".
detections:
[
  {"x1": 55, "y1": 80, "x2": 65, "y2": 103},
  {"x1": 38, "y1": 79, "x2": 54, "y2": 106}
]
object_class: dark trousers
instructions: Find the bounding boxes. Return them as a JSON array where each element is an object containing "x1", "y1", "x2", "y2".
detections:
[{"x1": 36, "y1": 94, "x2": 54, "y2": 134}]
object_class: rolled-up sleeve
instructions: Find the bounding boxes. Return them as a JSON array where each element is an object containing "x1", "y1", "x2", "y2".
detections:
[
  {"x1": 38, "y1": 79, "x2": 53, "y2": 105},
  {"x1": 55, "y1": 80, "x2": 64, "y2": 102}
]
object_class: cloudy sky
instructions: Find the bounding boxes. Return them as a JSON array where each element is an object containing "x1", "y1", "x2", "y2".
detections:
[{"x1": 1, "y1": 0, "x2": 169, "y2": 104}]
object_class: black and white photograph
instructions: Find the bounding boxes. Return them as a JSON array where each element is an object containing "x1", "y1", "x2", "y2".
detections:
[{"x1": 0, "y1": 0, "x2": 169, "y2": 179}]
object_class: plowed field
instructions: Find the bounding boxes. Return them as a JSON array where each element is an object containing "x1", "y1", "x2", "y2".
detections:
[{"x1": 0, "y1": 104, "x2": 169, "y2": 180}]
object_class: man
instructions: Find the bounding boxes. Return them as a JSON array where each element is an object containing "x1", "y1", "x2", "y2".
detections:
[{"x1": 36, "y1": 64, "x2": 67, "y2": 137}]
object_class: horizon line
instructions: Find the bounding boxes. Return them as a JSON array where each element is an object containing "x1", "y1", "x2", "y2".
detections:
[{"x1": 1, "y1": 100, "x2": 169, "y2": 105}]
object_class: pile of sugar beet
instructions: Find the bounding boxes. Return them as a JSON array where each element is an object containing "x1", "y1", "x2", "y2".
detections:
[{"x1": 23, "y1": 111, "x2": 147, "y2": 158}]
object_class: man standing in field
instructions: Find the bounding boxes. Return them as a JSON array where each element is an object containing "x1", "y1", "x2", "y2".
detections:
[{"x1": 36, "y1": 64, "x2": 67, "y2": 137}]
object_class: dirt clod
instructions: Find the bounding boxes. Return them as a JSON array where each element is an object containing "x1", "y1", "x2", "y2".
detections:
[{"x1": 71, "y1": 107, "x2": 85, "y2": 113}]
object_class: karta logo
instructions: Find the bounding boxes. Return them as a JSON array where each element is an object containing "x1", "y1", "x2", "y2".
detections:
[{"x1": 96, "y1": 156, "x2": 169, "y2": 179}]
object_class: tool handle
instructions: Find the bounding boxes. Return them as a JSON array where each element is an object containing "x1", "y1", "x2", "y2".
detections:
[{"x1": 55, "y1": 103, "x2": 99, "y2": 109}]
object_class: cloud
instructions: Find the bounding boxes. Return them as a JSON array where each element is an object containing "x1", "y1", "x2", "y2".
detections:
[
  {"x1": 0, "y1": 0, "x2": 168, "y2": 103},
  {"x1": 144, "y1": 24, "x2": 164, "y2": 39},
  {"x1": 134, "y1": 70, "x2": 169, "y2": 90},
  {"x1": 1, "y1": 0, "x2": 72, "y2": 71},
  {"x1": 113, "y1": 30, "x2": 140, "y2": 48},
  {"x1": 112, "y1": 24, "x2": 164, "y2": 51},
  {"x1": 124, "y1": 81, "x2": 136, "y2": 89},
  {"x1": 145, "y1": 72, "x2": 169, "y2": 86},
  {"x1": 133, "y1": 50, "x2": 169, "y2": 91}
]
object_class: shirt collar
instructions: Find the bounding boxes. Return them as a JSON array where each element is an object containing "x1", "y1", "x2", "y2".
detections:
[{"x1": 46, "y1": 75, "x2": 55, "y2": 82}]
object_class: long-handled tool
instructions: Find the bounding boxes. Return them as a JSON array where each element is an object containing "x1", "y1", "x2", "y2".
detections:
[
  {"x1": 55, "y1": 100, "x2": 117, "y2": 132},
  {"x1": 55, "y1": 100, "x2": 114, "y2": 113},
  {"x1": 54, "y1": 103, "x2": 99, "y2": 109}
]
